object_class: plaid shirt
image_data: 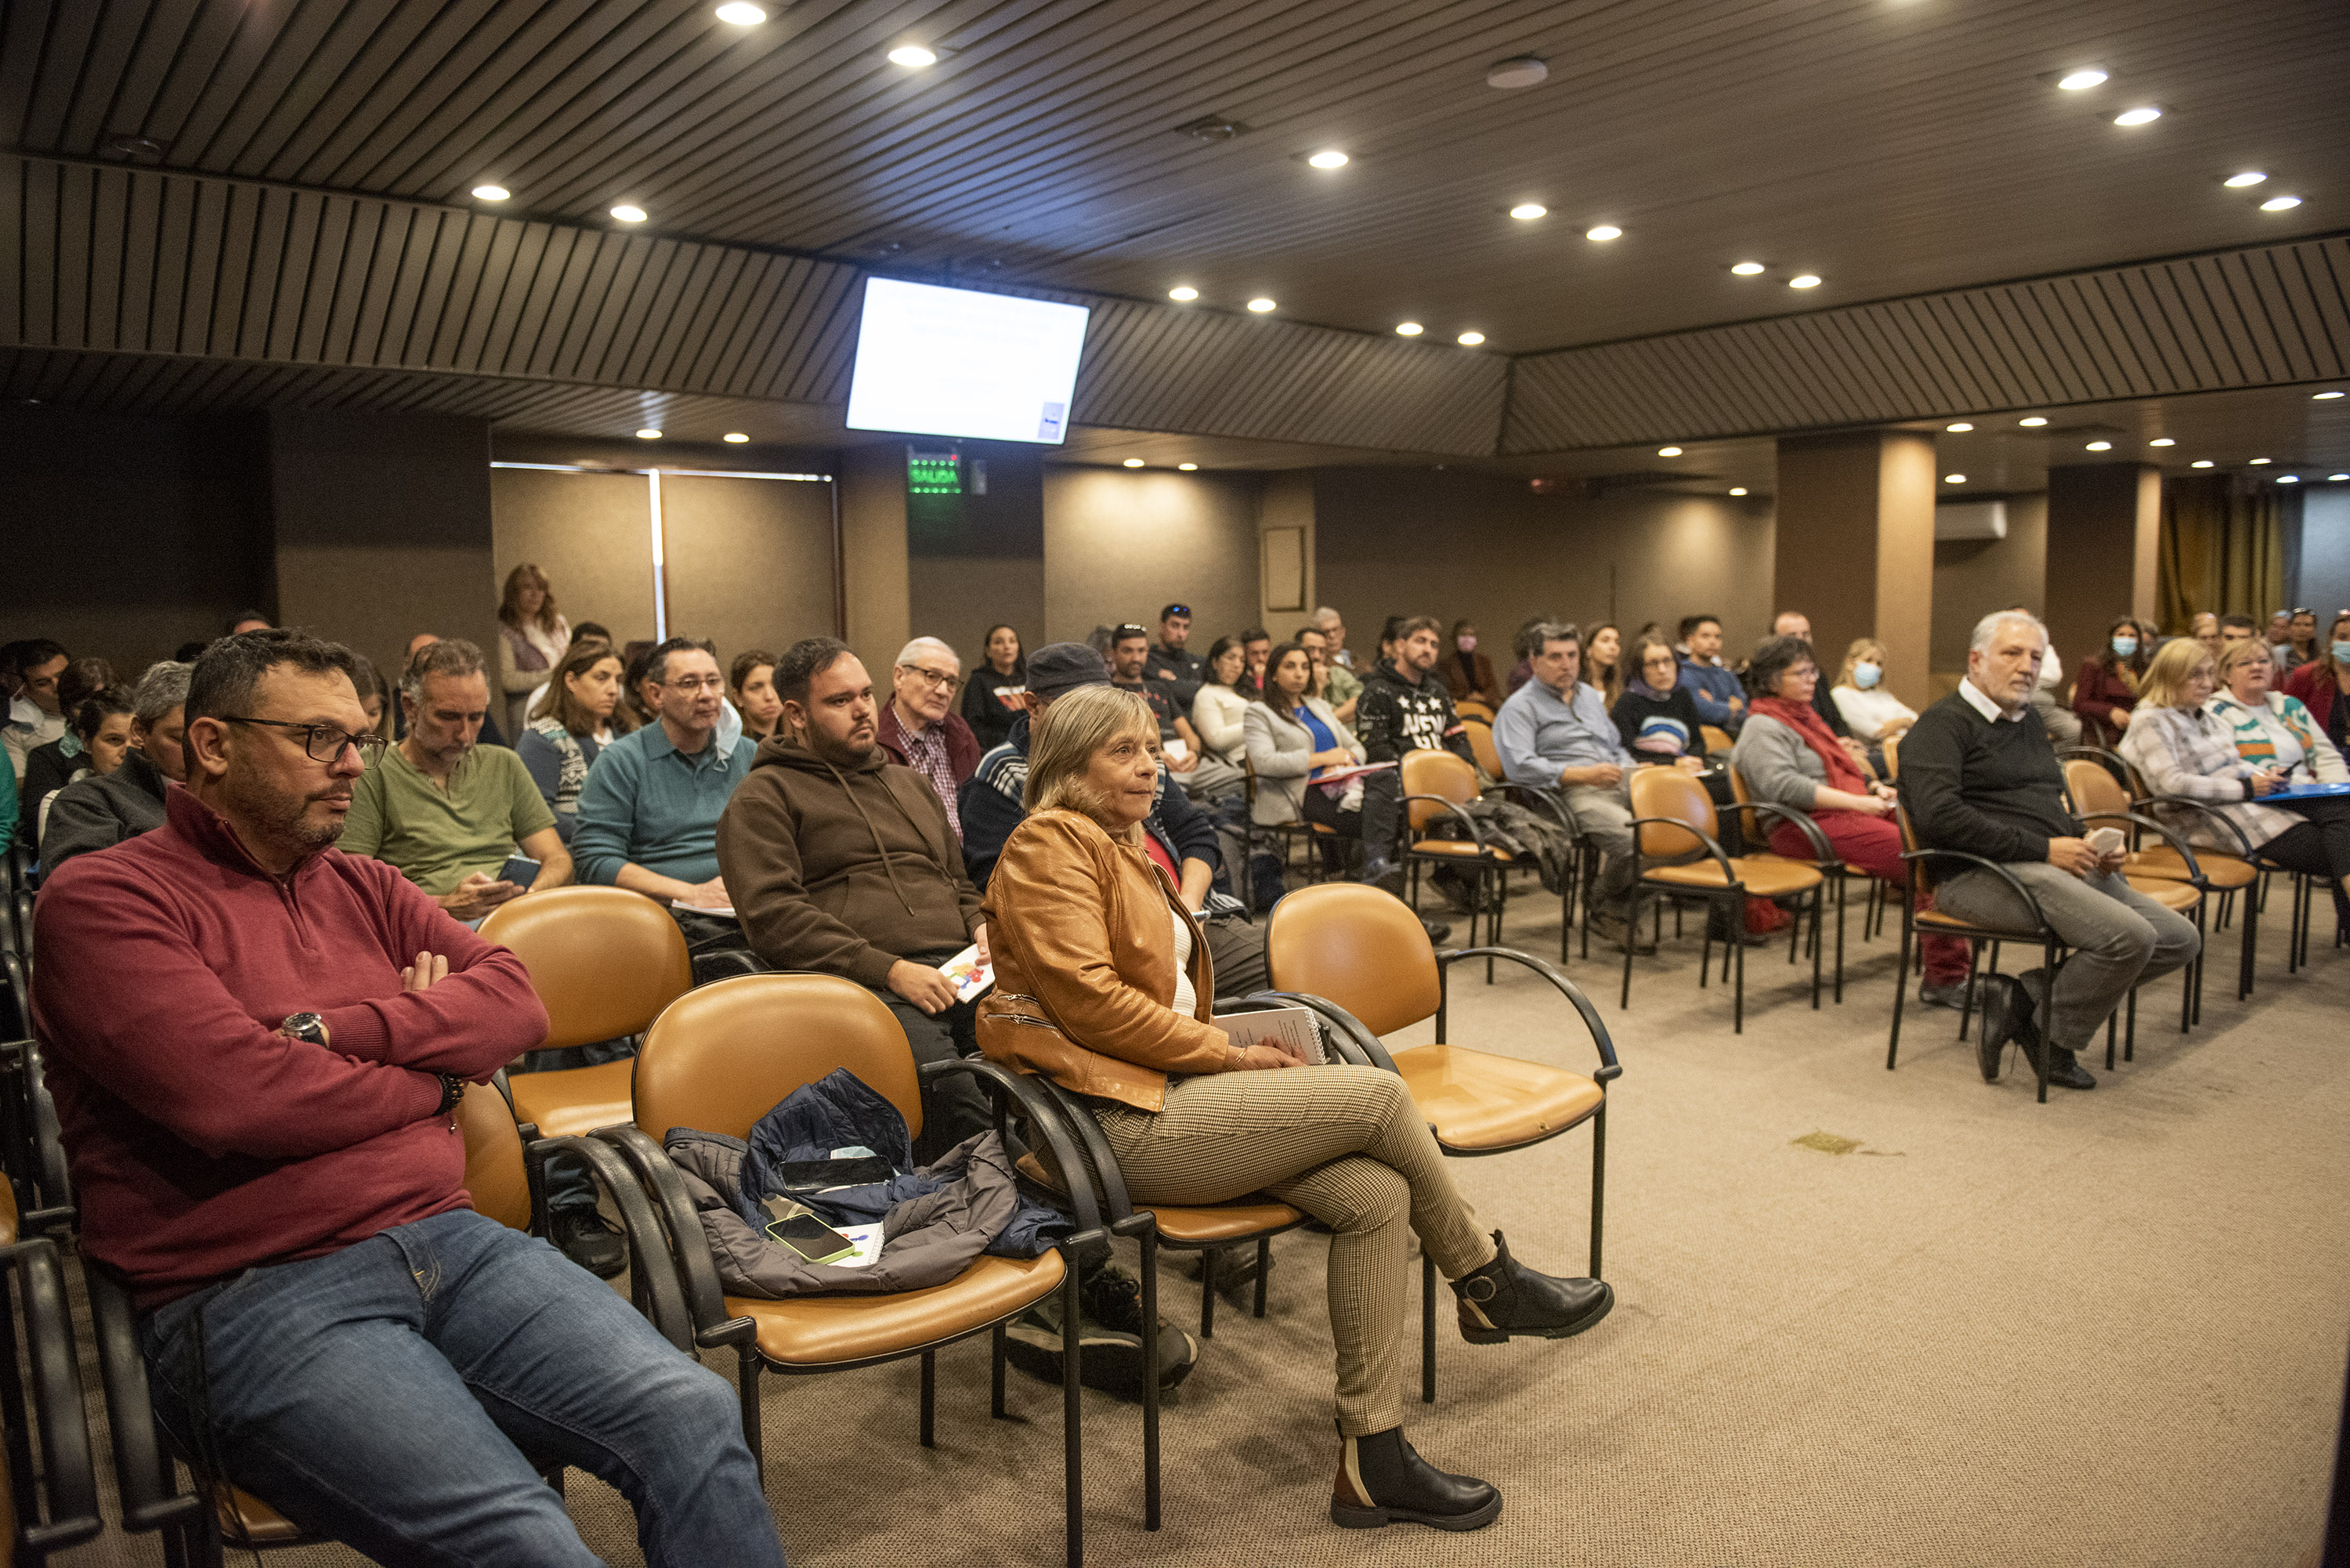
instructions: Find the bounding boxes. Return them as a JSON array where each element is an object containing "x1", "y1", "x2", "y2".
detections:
[
  {"x1": 2118, "y1": 703, "x2": 2298, "y2": 851},
  {"x1": 896, "y1": 718, "x2": 961, "y2": 840}
]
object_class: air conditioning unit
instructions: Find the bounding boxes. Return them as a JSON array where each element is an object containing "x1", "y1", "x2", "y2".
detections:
[{"x1": 1935, "y1": 499, "x2": 2007, "y2": 540}]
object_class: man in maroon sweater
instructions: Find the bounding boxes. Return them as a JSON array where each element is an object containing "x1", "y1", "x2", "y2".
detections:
[{"x1": 34, "y1": 629, "x2": 786, "y2": 1566}]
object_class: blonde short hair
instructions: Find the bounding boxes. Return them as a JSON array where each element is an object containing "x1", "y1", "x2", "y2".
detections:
[
  {"x1": 1024, "y1": 683, "x2": 1156, "y2": 838},
  {"x1": 1835, "y1": 637, "x2": 1886, "y2": 689},
  {"x1": 2136, "y1": 634, "x2": 2214, "y2": 711},
  {"x1": 2215, "y1": 638, "x2": 2274, "y2": 683}
]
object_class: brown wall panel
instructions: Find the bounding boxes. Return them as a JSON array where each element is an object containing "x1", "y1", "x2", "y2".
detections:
[
  {"x1": 1042, "y1": 468, "x2": 1263, "y2": 650},
  {"x1": 659, "y1": 474, "x2": 837, "y2": 668},
  {"x1": 489, "y1": 467, "x2": 660, "y2": 653},
  {"x1": 1930, "y1": 494, "x2": 2049, "y2": 677}
]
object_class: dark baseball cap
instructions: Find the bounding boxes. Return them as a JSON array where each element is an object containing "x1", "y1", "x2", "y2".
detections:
[{"x1": 1025, "y1": 641, "x2": 1111, "y2": 699}]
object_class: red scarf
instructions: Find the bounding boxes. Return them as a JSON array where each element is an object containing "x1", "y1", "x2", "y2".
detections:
[{"x1": 1750, "y1": 695, "x2": 1870, "y2": 797}]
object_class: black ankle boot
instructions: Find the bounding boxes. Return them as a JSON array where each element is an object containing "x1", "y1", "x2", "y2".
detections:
[
  {"x1": 1329, "y1": 1425, "x2": 1501, "y2": 1531},
  {"x1": 1452, "y1": 1230, "x2": 1614, "y2": 1344}
]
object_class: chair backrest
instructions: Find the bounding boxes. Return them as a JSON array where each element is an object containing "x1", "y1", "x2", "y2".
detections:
[
  {"x1": 1456, "y1": 696, "x2": 1496, "y2": 723},
  {"x1": 633, "y1": 974, "x2": 921, "y2": 1144},
  {"x1": 2063, "y1": 757, "x2": 2130, "y2": 818},
  {"x1": 1627, "y1": 766, "x2": 1717, "y2": 858},
  {"x1": 1881, "y1": 732, "x2": 1900, "y2": 779},
  {"x1": 457, "y1": 1079, "x2": 535, "y2": 1233},
  {"x1": 1400, "y1": 747, "x2": 1479, "y2": 830},
  {"x1": 1722, "y1": 764, "x2": 1765, "y2": 845},
  {"x1": 1462, "y1": 719, "x2": 1504, "y2": 780},
  {"x1": 1699, "y1": 724, "x2": 1736, "y2": 756},
  {"x1": 1265, "y1": 883, "x2": 1441, "y2": 1035},
  {"x1": 480, "y1": 885, "x2": 695, "y2": 1050}
]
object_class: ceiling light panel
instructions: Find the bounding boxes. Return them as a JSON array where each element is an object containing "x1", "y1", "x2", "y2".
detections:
[
  {"x1": 1457, "y1": 331, "x2": 1485, "y2": 345},
  {"x1": 1788, "y1": 274, "x2": 1822, "y2": 288},
  {"x1": 1394, "y1": 322, "x2": 1423, "y2": 336},
  {"x1": 1167, "y1": 285, "x2": 1198, "y2": 302},
  {"x1": 610, "y1": 204, "x2": 647, "y2": 222},
  {"x1": 1246, "y1": 297, "x2": 1276, "y2": 313},
  {"x1": 1730, "y1": 262, "x2": 1766, "y2": 276},
  {"x1": 714, "y1": 2, "x2": 767, "y2": 22},
  {"x1": 1946, "y1": 422, "x2": 1973, "y2": 432},
  {"x1": 1509, "y1": 203, "x2": 1546, "y2": 221},
  {"x1": 2056, "y1": 68, "x2": 2109, "y2": 90},
  {"x1": 2224, "y1": 172, "x2": 2268, "y2": 187},
  {"x1": 888, "y1": 45, "x2": 937, "y2": 67},
  {"x1": 2113, "y1": 107, "x2": 2163, "y2": 126},
  {"x1": 1123, "y1": 457, "x2": 1144, "y2": 467},
  {"x1": 1585, "y1": 225, "x2": 1622, "y2": 241},
  {"x1": 2261, "y1": 195, "x2": 2303, "y2": 211},
  {"x1": 2019, "y1": 416, "x2": 2049, "y2": 427},
  {"x1": 1307, "y1": 150, "x2": 1348, "y2": 168},
  {"x1": 471, "y1": 183, "x2": 509, "y2": 201}
]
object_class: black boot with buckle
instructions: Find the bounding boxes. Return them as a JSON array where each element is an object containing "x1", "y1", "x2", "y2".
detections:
[
  {"x1": 1329, "y1": 1425, "x2": 1501, "y2": 1531},
  {"x1": 1450, "y1": 1230, "x2": 1614, "y2": 1343}
]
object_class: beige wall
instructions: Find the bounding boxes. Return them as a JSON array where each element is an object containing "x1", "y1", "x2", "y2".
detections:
[
  {"x1": 490, "y1": 468, "x2": 661, "y2": 651},
  {"x1": 1310, "y1": 466, "x2": 1777, "y2": 672},
  {"x1": 1930, "y1": 493, "x2": 2048, "y2": 677},
  {"x1": 1773, "y1": 430, "x2": 1939, "y2": 712},
  {"x1": 2045, "y1": 463, "x2": 2162, "y2": 675},
  {"x1": 1042, "y1": 468, "x2": 1264, "y2": 646},
  {"x1": 910, "y1": 558, "x2": 1047, "y2": 674},
  {"x1": 840, "y1": 444, "x2": 911, "y2": 677},
  {"x1": 660, "y1": 474, "x2": 837, "y2": 665}
]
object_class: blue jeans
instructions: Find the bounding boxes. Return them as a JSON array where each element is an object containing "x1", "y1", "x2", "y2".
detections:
[{"x1": 139, "y1": 1209, "x2": 786, "y2": 1566}]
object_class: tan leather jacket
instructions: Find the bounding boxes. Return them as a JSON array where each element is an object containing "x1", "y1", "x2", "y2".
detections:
[{"x1": 977, "y1": 808, "x2": 1230, "y2": 1112}]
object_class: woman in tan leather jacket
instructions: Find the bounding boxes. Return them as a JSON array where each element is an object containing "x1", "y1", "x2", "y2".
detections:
[{"x1": 978, "y1": 685, "x2": 1611, "y2": 1534}]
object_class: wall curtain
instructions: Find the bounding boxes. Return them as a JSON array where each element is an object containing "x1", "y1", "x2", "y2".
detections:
[{"x1": 2158, "y1": 474, "x2": 2287, "y2": 632}]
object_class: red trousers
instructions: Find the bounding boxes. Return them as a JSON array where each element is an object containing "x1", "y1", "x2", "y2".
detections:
[{"x1": 1769, "y1": 811, "x2": 1971, "y2": 985}]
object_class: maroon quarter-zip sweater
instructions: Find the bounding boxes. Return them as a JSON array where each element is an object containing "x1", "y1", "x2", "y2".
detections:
[{"x1": 31, "y1": 786, "x2": 549, "y2": 1310}]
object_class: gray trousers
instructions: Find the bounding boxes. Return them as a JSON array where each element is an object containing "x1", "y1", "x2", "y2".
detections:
[
  {"x1": 1934, "y1": 863, "x2": 2200, "y2": 1052},
  {"x1": 1560, "y1": 780, "x2": 1639, "y2": 916}
]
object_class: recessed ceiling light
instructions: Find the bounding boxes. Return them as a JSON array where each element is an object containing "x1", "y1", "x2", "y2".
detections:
[
  {"x1": 471, "y1": 183, "x2": 510, "y2": 201},
  {"x1": 1729, "y1": 486, "x2": 1748, "y2": 497},
  {"x1": 2085, "y1": 440, "x2": 2113, "y2": 450},
  {"x1": 2056, "y1": 68, "x2": 2109, "y2": 91},
  {"x1": 1509, "y1": 203, "x2": 1546, "y2": 221},
  {"x1": 1457, "y1": 331, "x2": 1485, "y2": 345},
  {"x1": 1788, "y1": 274, "x2": 1822, "y2": 289},
  {"x1": 1944, "y1": 474, "x2": 1966, "y2": 483},
  {"x1": 1167, "y1": 285, "x2": 1198, "y2": 302},
  {"x1": 2191, "y1": 460, "x2": 2214, "y2": 468},
  {"x1": 714, "y1": 2, "x2": 768, "y2": 22},
  {"x1": 888, "y1": 44, "x2": 937, "y2": 67},
  {"x1": 2330, "y1": 474, "x2": 2349, "y2": 482},
  {"x1": 2249, "y1": 457, "x2": 2271, "y2": 465},
  {"x1": 1658, "y1": 446, "x2": 1683, "y2": 457},
  {"x1": 1946, "y1": 422, "x2": 1973, "y2": 432},
  {"x1": 1395, "y1": 321, "x2": 1423, "y2": 336},
  {"x1": 2019, "y1": 415, "x2": 2048, "y2": 427},
  {"x1": 1487, "y1": 56, "x2": 1549, "y2": 90},
  {"x1": 2261, "y1": 195, "x2": 2304, "y2": 211},
  {"x1": 1178, "y1": 462, "x2": 1198, "y2": 471},
  {"x1": 1730, "y1": 262, "x2": 1766, "y2": 276},
  {"x1": 2113, "y1": 107, "x2": 2162, "y2": 127},
  {"x1": 610, "y1": 204, "x2": 647, "y2": 222},
  {"x1": 1246, "y1": 297, "x2": 1276, "y2": 313},
  {"x1": 1307, "y1": 150, "x2": 1349, "y2": 169},
  {"x1": 1585, "y1": 225, "x2": 1622, "y2": 242},
  {"x1": 2276, "y1": 474, "x2": 2301, "y2": 483},
  {"x1": 1123, "y1": 458, "x2": 1144, "y2": 468},
  {"x1": 636, "y1": 428, "x2": 663, "y2": 440},
  {"x1": 2149, "y1": 437, "x2": 2175, "y2": 446},
  {"x1": 2224, "y1": 172, "x2": 2269, "y2": 188},
  {"x1": 723, "y1": 432, "x2": 750, "y2": 443},
  {"x1": 2313, "y1": 390, "x2": 2345, "y2": 399}
]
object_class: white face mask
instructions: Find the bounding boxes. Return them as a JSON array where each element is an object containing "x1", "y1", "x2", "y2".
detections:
[
  {"x1": 1456, "y1": 635, "x2": 1477, "y2": 652},
  {"x1": 1853, "y1": 662, "x2": 1882, "y2": 689}
]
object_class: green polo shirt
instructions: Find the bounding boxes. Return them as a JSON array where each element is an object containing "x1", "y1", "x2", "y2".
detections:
[
  {"x1": 1325, "y1": 662, "x2": 1364, "y2": 710},
  {"x1": 339, "y1": 742, "x2": 556, "y2": 895}
]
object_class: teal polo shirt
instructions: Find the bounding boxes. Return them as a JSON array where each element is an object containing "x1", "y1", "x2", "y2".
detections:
[{"x1": 569, "y1": 722, "x2": 757, "y2": 887}]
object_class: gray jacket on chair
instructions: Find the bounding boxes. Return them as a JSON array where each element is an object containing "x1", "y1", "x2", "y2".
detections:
[
  {"x1": 1243, "y1": 695, "x2": 1362, "y2": 826},
  {"x1": 1729, "y1": 714, "x2": 1829, "y2": 811}
]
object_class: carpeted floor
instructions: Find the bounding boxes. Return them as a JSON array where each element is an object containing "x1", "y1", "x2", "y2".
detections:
[{"x1": 42, "y1": 894, "x2": 2350, "y2": 1567}]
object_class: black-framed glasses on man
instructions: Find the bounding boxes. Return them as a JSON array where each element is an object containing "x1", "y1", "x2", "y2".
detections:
[
  {"x1": 222, "y1": 717, "x2": 389, "y2": 764},
  {"x1": 898, "y1": 665, "x2": 959, "y2": 691}
]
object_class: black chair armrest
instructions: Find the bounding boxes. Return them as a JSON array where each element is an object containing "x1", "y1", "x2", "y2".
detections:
[
  {"x1": 1484, "y1": 781, "x2": 1577, "y2": 836},
  {"x1": 525, "y1": 1133, "x2": 694, "y2": 1353},
  {"x1": 1898, "y1": 847, "x2": 2054, "y2": 930},
  {"x1": 83, "y1": 1260, "x2": 208, "y2": 1535},
  {"x1": 20, "y1": 1039, "x2": 75, "y2": 1235},
  {"x1": 587, "y1": 1126, "x2": 756, "y2": 1354},
  {"x1": 1622, "y1": 814, "x2": 1739, "y2": 883},
  {"x1": 922, "y1": 1058, "x2": 1111, "y2": 1260},
  {"x1": 1738, "y1": 800, "x2": 1837, "y2": 863},
  {"x1": 1244, "y1": 990, "x2": 1398, "y2": 1073},
  {"x1": 2128, "y1": 793, "x2": 2261, "y2": 858},
  {"x1": 4, "y1": 1238, "x2": 103, "y2": 1553},
  {"x1": 1395, "y1": 793, "x2": 1491, "y2": 849},
  {"x1": 1434, "y1": 948, "x2": 1623, "y2": 1082}
]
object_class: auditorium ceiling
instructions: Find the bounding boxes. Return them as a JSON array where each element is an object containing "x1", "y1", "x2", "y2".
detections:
[{"x1": 2, "y1": 0, "x2": 2346, "y2": 465}]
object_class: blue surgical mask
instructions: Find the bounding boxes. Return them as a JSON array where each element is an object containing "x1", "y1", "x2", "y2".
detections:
[
  {"x1": 1853, "y1": 662, "x2": 1882, "y2": 690},
  {"x1": 2334, "y1": 640, "x2": 2350, "y2": 663},
  {"x1": 2111, "y1": 636, "x2": 2138, "y2": 658}
]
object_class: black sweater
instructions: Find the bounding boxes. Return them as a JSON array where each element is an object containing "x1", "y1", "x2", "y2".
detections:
[
  {"x1": 958, "y1": 666, "x2": 1029, "y2": 753},
  {"x1": 1896, "y1": 691, "x2": 2081, "y2": 864},
  {"x1": 1611, "y1": 686, "x2": 1711, "y2": 760}
]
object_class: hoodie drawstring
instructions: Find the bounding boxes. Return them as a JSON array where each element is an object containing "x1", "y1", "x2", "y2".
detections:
[{"x1": 822, "y1": 757, "x2": 922, "y2": 919}]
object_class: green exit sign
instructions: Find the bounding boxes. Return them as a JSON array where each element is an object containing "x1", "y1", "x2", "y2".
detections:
[{"x1": 908, "y1": 449, "x2": 961, "y2": 493}]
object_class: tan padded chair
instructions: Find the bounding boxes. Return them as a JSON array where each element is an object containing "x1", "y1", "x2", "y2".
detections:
[
  {"x1": 1462, "y1": 717, "x2": 1504, "y2": 781},
  {"x1": 598, "y1": 973, "x2": 1103, "y2": 1566},
  {"x1": 481, "y1": 886, "x2": 694, "y2": 1140},
  {"x1": 1699, "y1": 724, "x2": 1737, "y2": 757},
  {"x1": 1623, "y1": 768, "x2": 1826, "y2": 1032},
  {"x1": 1398, "y1": 748, "x2": 1516, "y2": 955},
  {"x1": 1264, "y1": 882, "x2": 1619, "y2": 1404},
  {"x1": 1723, "y1": 763, "x2": 1865, "y2": 1002},
  {"x1": 2060, "y1": 759, "x2": 2209, "y2": 1040}
]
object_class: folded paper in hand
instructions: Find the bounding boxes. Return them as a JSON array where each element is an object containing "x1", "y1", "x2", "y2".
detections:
[{"x1": 1213, "y1": 1005, "x2": 1326, "y2": 1064}]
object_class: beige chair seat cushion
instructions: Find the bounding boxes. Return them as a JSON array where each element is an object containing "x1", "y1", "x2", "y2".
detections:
[
  {"x1": 1013, "y1": 1153, "x2": 1300, "y2": 1243},
  {"x1": 2131, "y1": 846, "x2": 2256, "y2": 889},
  {"x1": 1394, "y1": 1045, "x2": 1603, "y2": 1152},
  {"x1": 219, "y1": 1487, "x2": 304, "y2": 1547},
  {"x1": 1643, "y1": 857, "x2": 1821, "y2": 896},
  {"x1": 508, "y1": 1058, "x2": 634, "y2": 1140},
  {"x1": 1410, "y1": 840, "x2": 1514, "y2": 861},
  {"x1": 730, "y1": 1251, "x2": 1066, "y2": 1366},
  {"x1": 2124, "y1": 876, "x2": 2202, "y2": 912}
]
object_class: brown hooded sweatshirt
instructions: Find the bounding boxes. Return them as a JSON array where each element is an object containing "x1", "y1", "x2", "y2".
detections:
[{"x1": 717, "y1": 732, "x2": 985, "y2": 987}]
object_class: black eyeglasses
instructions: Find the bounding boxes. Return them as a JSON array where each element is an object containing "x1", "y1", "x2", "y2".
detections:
[
  {"x1": 1162, "y1": 605, "x2": 1192, "y2": 619},
  {"x1": 222, "y1": 717, "x2": 387, "y2": 764}
]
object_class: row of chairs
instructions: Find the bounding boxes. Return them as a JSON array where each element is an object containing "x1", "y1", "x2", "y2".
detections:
[{"x1": 3, "y1": 880, "x2": 1622, "y2": 1566}]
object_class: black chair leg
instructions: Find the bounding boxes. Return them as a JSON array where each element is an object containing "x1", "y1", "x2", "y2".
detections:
[
  {"x1": 920, "y1": 1349, "x2": 937, "y2": 1448},
  {"x1": 1141, "y1": 1227, "x2": 1161, "y2": 1531},
  {"x1": 1061, "y1": 1264, "x2": 1083, "y2": 1568},
  {"x1": 1198, "y1": 1245, "x2": 1217, "y2": 1339},
  {"x1": 1589, "y1": 1103, "x2": 1607, "y2": 1278},
  {"x1": 1253, "y1": 1237, "x2": 1271, "y2": 1319},
  {"x1": 992, "y1": 1324, "x2": 1009, "y2": 1418},
  {"x1": 1886, "y1": 909, "x2": 1911, "y2": 1069}
]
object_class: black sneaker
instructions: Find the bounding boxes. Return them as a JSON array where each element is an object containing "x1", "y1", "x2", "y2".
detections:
[
  {"x1": 2044, "y1": 1047, "x2": 2097, "y2": 1091},
  {"x1": 1917, "y1": 981, "x2": 1970, "y2": 1011},
  {"x1": 1002, "y1": 1288, "x2": 1198, "y2": 1402},
  {"x1": 549, "y1": 1209, "x2": 627, "y2": 1279}
]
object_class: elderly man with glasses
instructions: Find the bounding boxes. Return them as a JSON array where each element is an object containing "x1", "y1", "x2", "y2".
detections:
[{"x1": 877, "y1": 635, "x2": 982, "y2": 835}]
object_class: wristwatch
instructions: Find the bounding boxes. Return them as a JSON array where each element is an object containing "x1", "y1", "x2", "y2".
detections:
[{"x1": 280, "y1": 1012, "x2": 329, "y2": 1046}]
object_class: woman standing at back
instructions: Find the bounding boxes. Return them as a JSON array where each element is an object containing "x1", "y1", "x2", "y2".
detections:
[{"x1": 496, "y1": 562, "x2": 571, "y2": 738}]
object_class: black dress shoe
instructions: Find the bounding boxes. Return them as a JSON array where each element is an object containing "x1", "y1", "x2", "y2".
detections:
[
  {"x1": 1419, "y1": 916, "x2": 1454, "y2": 945},
  {"x1": 1973, "y1": 976, "x2": 2020, "y2": 1082},
  {"x1": 2044, "y1": 1047, "x2": 2097, "y2": 1091},
  {"x1": 1450, "y1": 1230, "x2": 1613, "y2": 1343},
  {"x1": 1186, "y1": 1243, "x2": 1271, "y2": 1302},
  {"x1": 1330, "y1": 1426, "x2": 1501, "y2": 1531},
  {"x1": 1918, "y1": 981, "x2": 1971, "y2": 1011}
]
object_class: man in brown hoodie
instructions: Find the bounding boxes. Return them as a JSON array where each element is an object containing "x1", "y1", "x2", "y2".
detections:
[{"x1": 715, "y1": 637, "x2": 994, "y2": 1156}]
